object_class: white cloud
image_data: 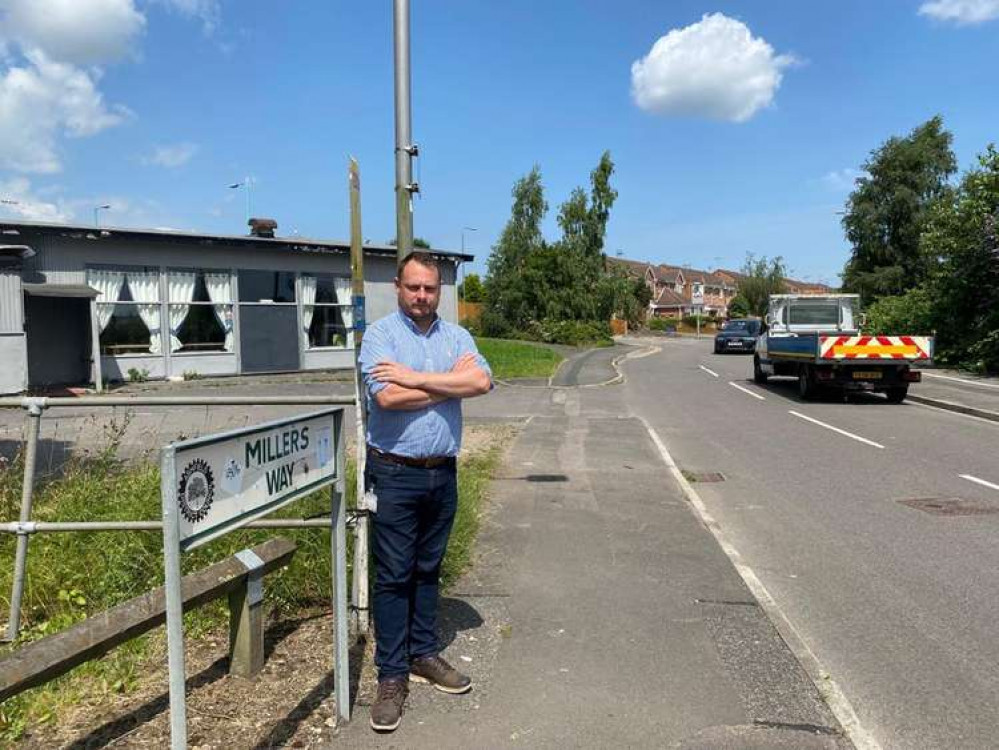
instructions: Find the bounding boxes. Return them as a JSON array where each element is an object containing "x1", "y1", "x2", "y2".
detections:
[
  {"x1": 821, "y1": 168, "x2": 863, "y2": 192},
  {"x1": 142, "y1": 142, "x2": 199, "y2": 168},
  {"x1": 0, "y1": 0, "x2": 146, "y2": 65},
  {"x1": 0, "y1": 177, "x2": 73, "y2": 221},
  {"x1": 0, "y1": 50, "x2": 130, "y2": 173},
  {"x1": 152, "y1": 0, "x2": 221, "y2": 34},
  {"x1": 630, "y1": 13, "x2": 797, "y2": 123},
  {"x1": 919, "y1": 0, "x2": 999, "y2": 24}
]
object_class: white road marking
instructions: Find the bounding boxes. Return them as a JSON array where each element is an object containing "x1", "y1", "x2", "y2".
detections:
[
  {"x1": 788, "y1": 410, "x2": 886, "y2": 449},
  {"x1": 923, "y1": 372, "x2": 999, "y2": 390},
  {"x1": 959, "y1": 474, "x2": 999, "y2": 492},
  {"x1": 728, "y1": 381, "x2": 766, "y2": 401},
  {"x1": 638, "y1": 417, "x2": 881, "y2": 750},
  {"x1": 699, "y1": 365, "x2": 719, "y2": 378}
]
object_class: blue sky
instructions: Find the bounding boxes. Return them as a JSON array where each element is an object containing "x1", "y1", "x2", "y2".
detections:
[{"x1": 1, "y1": 1, "x2": 998, "y2": 285}]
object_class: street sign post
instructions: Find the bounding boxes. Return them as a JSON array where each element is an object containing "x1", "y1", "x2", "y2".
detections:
[
  {"x1": 692, "y1": 283, "x2": 705, "y2": 338},
  {"x1": 160, "y1": 408, "x2": 348, "y2": 749}
]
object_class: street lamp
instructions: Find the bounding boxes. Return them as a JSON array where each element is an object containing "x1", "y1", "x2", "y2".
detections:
[
  {"x1": 228, "y1": 177, "x2": 252, "y2": 227},
  {"x1": 459, "y1": 227, "x2": 477, "y2": 318},
  {"x1": 93, "y1": 204, "x2": 111, "y2": 228}
]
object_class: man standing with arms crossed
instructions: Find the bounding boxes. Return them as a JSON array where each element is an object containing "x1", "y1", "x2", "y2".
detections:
[{"x1": 359, "y1": 251, "x2": 492, "y2": 732}]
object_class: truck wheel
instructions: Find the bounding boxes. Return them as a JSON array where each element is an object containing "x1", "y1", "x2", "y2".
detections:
[
  {"x1": 753, "y1": 356, "x2": 768, "y2": 384},
  {"x1": 797, "y1": 365, "x2": 816, "y2": 400},
  {"x1": 885, "y1": 386, "x2": 908, "y2": 404}
]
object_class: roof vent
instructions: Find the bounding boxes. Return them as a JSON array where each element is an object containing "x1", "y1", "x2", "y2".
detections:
[{"x1": 248, "y1": 217, "x2": 277, "y2": 238}]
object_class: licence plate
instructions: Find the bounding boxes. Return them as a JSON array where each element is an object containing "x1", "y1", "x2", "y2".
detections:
[
  {"x1": 852, "y1": 370, "x2": 883, "y2": 380},
  {"x1": 727, "y1": 340, "x2": 743, "y2": 346}
]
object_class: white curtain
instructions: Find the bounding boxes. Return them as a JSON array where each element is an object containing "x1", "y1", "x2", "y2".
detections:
[
  {"x1": 301, "y1": 275, "x2": 317, "y2": 344},
  {"x1": 204, "y1": 272, "x2": 234, "y2": 352},
  {"x1": 334, "y1": 276, "x2": 353, "y2": 346},
  {"x1": 168, "y1": 271, "x2": 197, "y2": 352},
  {"x1": 126, "y1": 270, "x2": 162, "y2": 354},
  {"x1": 88, "y1": 270, "x2": 124, "y2": 331}
]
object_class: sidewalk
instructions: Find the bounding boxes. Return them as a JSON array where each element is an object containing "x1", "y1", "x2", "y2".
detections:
[
  {"x1": 909, "y1": 369, "x2": 999, "y2": 421},
  {"x1": 337, "y1": 412, "x2": 850, "y2": 749}
]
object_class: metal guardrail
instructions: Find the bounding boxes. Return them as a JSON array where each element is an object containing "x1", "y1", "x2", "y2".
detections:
[{"x1": 0, "y1": 394, "x2": 358, "y2": 642}]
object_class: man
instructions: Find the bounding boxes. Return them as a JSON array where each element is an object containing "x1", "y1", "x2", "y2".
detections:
[{"x1": 359, "y1": 251, "x2": 492, "y2": 732}]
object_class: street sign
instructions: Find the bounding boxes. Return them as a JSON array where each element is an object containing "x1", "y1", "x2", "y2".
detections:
[
  {"x1": 691, "y1": 282, "x2": 705, "y2": 306},
  {"x1": 160, "y1": 408, "x2": 348, "y2": 749},
  {"x1": 167, "y1": 409, "x2": 341, "y2": 551}
]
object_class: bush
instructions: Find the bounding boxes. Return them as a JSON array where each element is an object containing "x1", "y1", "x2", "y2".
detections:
[
  {"x1": 863, "y1": 286, "x2": 935, "y2": 335},
  {"x1": 521, "y1": 318, "x2": 612, "y2": 346},
  {"x1": 648, "y1": 317, "x2": 677, "y2": 332},
  {"x1": 681, "y1": 314, "x2": 712, "y2": 329}
]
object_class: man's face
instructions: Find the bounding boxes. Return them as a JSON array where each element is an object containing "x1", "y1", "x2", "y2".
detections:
[{"x1": 396, "y1": 261, "x2": 441, "y2": 323}]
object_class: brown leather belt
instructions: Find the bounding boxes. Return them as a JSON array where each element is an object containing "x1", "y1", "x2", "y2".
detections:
[{"x1": 369, "y1": 448, "x2": 454, "y2": 469}]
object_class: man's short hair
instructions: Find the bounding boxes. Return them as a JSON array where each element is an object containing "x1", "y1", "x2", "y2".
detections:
[{"x1": 397, "y1": 251, "x2": 441, "y2": 282}]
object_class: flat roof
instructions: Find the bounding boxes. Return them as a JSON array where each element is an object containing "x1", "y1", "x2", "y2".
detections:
[{"x1": 0, "y1": 220, "x2": 474, "y2": 262}]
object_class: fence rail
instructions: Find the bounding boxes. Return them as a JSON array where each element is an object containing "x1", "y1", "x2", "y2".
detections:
[{"x1": 1, "y1": 393, "x2": 359, "y2": 642}]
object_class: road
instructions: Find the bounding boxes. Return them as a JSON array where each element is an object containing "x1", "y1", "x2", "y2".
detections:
[{"x1": 622, "y1": 337, "x2": 999, "y2": 750}]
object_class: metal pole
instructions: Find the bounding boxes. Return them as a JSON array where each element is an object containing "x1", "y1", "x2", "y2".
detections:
[
  {"x1": 0, "y1": 395, "x2": 354, "y2": 408},
  {"x1": 0, "y1": 517, "x2": 365, "y2": 533},
  {"x1": 349, "y1": 158, "x2": 370, "y2": 635},
  {"x1": 5, "y1": 403, "x2": 43, "y2": 641},
  {"x1": 161, "y1": 447, "x2": 188, "y2": 749},
  {"x1": 331, "y1": 453, "x2": 350, "y2": 724},
  {"x1": 394, "y1": 0, "x2": 415, "y2": 262}
]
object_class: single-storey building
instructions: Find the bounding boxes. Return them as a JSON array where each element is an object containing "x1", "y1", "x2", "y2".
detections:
[{"x1": 0, "y1": 219, "x2": 471, "y2": 394}]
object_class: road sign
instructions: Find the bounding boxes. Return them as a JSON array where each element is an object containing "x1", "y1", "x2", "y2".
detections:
[
  {"x1": 160, "y1": 408, "x2": 348, "y2": 749},
  {"x1": 167, "y1": 409, "x2": 341, "y2": 551},
  {"x1": 691, "y1": 282, "x2": 705, "y2": 306}
]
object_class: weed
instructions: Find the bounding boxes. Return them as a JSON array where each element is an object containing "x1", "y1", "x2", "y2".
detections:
[{"x1": 126, "y1": 368, "x2": 150, "y2": 383}]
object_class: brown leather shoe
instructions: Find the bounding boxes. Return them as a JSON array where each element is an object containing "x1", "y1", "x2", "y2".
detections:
[
  {"x1": 410, "y1": 654, "x2": 472, "y2": 694},
  {"x1": 370, "y1": 676, "x2": 409, "y2": 731}
]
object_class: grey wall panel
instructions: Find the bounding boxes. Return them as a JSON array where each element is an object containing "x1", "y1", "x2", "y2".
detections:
[
  {"x1": 0, "y1": 271, "x2": 23, "y2": 333},
  {"x1": 302, "y1": 349, "x2": 355, "y2": 371},
  {"x1": 0, "y1": 335, "x2": 27, "y2": 393},
  {"x1": 167, "y1": 353, "x2": 237, "y2": 378}
]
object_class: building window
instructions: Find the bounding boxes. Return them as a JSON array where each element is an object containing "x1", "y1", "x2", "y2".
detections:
[
  {"x1": 168, "y1": 270, "x2": 234, "y2": 352},
  {"x1": 90, "y1": 267, "x2": 162, "y2": 355},
  {"x1": 238, "y1": 270, "x2": 296, "y2": 303},
  {"x1": 301, "y1": 274, "x2": 353, "y2": 349}
]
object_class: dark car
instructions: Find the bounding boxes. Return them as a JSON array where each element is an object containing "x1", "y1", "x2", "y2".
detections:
[{"x1": 714, "y1": 318, "x2": 762, "y2": 354}]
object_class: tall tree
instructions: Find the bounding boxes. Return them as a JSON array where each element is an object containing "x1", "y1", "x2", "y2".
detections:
[
  {"x1": 841, "y1": 116, "x2": 957, "y2": 300},
  {"x1": 739, "y1": 254, "x2": 787, "y2": 318},
  {"x1": 921, "y1": 145, "x2": 999, "y2": 371},
  {"x1": 483, "y1": 167, "x2": 548, "y2": 333}
]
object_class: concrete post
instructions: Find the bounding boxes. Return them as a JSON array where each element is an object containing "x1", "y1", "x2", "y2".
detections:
[{"x1": 228, "y1": 549, "x2": 266, "y2": 677}]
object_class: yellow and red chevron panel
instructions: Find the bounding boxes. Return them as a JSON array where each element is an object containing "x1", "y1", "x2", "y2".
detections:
[{"x1": 820, "y1": 335, "x2": 932, "y2": 360}]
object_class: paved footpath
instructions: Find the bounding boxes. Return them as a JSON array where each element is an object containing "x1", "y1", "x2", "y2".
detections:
[{"x1": 338, "y1": 384, "x2": 851, "y2": 749}]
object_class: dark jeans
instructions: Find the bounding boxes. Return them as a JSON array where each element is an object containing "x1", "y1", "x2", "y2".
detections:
[{"x1": 367, "y1": 452, "x2": 458, "y2": 680}]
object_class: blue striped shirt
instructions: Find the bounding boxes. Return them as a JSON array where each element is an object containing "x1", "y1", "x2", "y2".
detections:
[{"x1": 359, "y1": 310, "x2": 492, "y2": 458}]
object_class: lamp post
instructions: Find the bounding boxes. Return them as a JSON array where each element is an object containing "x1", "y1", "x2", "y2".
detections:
[
  {"x1": 459, "y1": 227, "x2": 477, "y2": 313},
  {"x1": 93, "y1": 204, "x2": 111, "y2": 228},
  {"x1": 228, "y1": 177, "x2": 252, "y2": 227}
]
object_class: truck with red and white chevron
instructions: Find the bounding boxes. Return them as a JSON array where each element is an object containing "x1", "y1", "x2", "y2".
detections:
[{"x1": 753, "y1": 294, "x2": 932, "y2": 403}]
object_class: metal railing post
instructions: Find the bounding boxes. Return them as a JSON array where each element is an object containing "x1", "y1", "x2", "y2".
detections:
[{"x1": 5, "y1": 399, "x2": 46, "y2": 642}]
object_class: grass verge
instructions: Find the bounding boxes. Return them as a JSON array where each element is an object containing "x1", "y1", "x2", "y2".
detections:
[
  {"x1": 475, "y1": 337, "x2": 564, "y2": 380},
  {"x1": 0, "y1": 426, "x2": 509, "y2": 743}
]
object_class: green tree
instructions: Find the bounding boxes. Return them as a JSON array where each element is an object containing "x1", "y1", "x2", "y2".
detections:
[
  {"x1": 387, "y1": 237, "x2": 431, "y2": 249},
  {"x1": 458, "y1": 273, "x2": 485, "y2": 303},
  {"x1": 483, "y1": 166, "x2": 548, "y2": 335},
  {"x1": 738, "y1": 254, "x2": 787, "y2": 318},
  {"x1": 841, "y1": 116, "x2": 957, "y2": 300},
  {"x1": 921, "y1": 145, "x2": 999, "y2": 372},
  {"x1": 727, "y1": 295, "x2": 751, "y2": 318}
]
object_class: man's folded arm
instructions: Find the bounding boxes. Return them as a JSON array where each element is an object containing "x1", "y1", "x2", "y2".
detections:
[{"x1": 375, "y1": 384, "x2": 445, "y2": 411}]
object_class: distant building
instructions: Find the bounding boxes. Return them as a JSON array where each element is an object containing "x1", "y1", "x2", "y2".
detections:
[{"x1": 0, "y1": 220, "x2": 470, "y2": 394}]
